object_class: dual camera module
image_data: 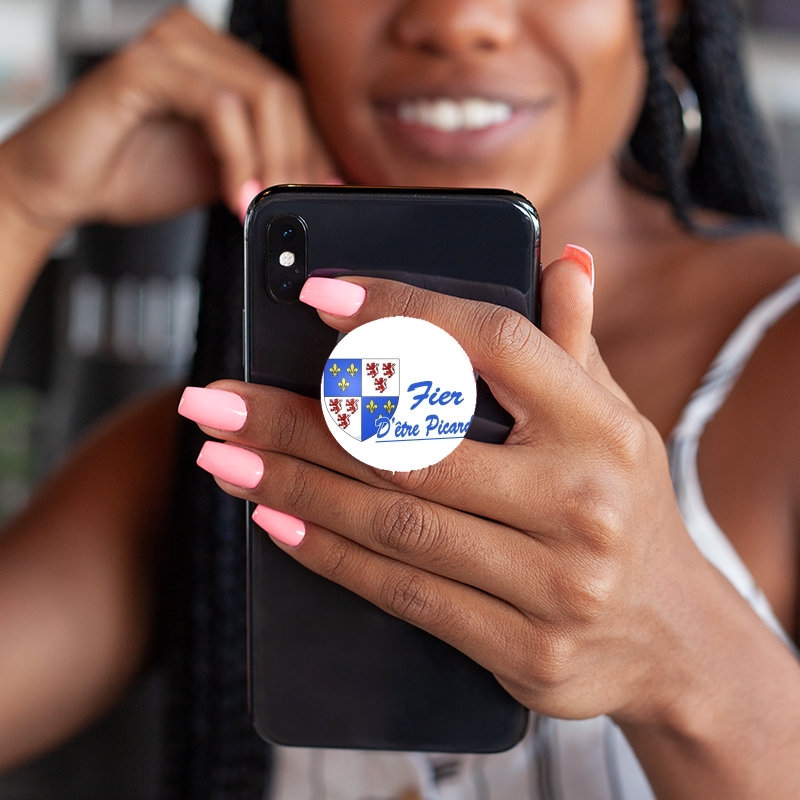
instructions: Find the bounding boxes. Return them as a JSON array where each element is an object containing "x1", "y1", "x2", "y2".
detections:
[{"x1": 266, "y1": 214, "x2": 307, "y2": 303}]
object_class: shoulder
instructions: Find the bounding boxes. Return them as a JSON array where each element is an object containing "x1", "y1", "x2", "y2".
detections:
[
  {"x1": 694, "y1": 231, "x2": 800, "y2": 631},
  {"x1": 702, "y1": 229, "x2": 800, "y2": 451}
]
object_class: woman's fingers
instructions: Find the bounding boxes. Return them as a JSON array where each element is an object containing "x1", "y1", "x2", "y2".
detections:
[
  {"x1": 111, "y1": 43, "x2": 258, "y2": 213},
  {"x1": 201, "y1": 442, "x2": 562, "y2": 615},
  {"x1": 270, "y1": 521, "x2": 538, "y2": 693},
  {"x1": 0, "y1": 7, "x2": 336, "y2": 231},
  {"x1": 179, "y1": 380, "x2": 634, "y2": 544},
  {"x1": 141, "y1": 9, "x2": 336, "y2": 191},
  {"x1": 301, "y1": 274, "x2": 632, "y2": 436}
]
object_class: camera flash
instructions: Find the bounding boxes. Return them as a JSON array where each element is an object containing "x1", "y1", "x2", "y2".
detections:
[{"x1": 279, "y1": 251, "x2": 295, "y2": 267}]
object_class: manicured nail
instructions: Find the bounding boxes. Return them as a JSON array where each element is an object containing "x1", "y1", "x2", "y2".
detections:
[
  {"x1": 196, "y1": 441, "x2": 263, "y2": 488},
  {"x1": 178, "y1": 387, "x2": 247, "y2": 431},
  {"x1": 299, "y1": 277, "x2": 366, "y2": 317},
  {"x1": 561, "y1": 244, "x2": 595, "y2": 293},
  {"x1": 252, "y1": 505, "x2": 306, "y2": 547},
  {"x1": 238, "y1": 178, "x2": 262, "y2": 223}
]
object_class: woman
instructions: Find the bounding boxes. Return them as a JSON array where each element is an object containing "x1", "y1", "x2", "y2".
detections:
[{"x1": 0, "y1": 0, "x2": 798, "y2": 797}]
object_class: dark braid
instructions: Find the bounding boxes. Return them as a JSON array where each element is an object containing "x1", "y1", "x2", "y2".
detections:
[
  {"x1": 229, "y1": 0, "x2": 294, "y2": 74},
  {"x1": 629, "y1": 0, "x2": 696, "y2": 228},
  {"x1": 631, "y1": 0, "x2": 783, "y2": 229},
  {"x1": 162, "y1": 1, "x2": 785, "y2": 798},
  {"x1": 681, "y1": 0, "x2": 783, "y2": 225}
]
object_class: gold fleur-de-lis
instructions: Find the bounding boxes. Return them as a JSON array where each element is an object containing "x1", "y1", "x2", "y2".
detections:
[
  {"x1": 329, "y1": 363, "x2": 341, "y2": 377},
  {"x1": 347, "y1": 362, "x2": 359, "y2": 377},
  {"x1": 337, "y1": 378, "x2": 350, "y2": 391},
  {"x1": 384, "y1": 399, "x2": 396, "y2": 413},
  {"x1": 366, "y1": 399, "x2": 378, "y2": 414}
]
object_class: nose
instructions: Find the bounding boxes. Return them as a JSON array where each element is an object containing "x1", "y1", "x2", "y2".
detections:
[{"x1": 391, "y1": 0, "x2": 518, "y2": 57}]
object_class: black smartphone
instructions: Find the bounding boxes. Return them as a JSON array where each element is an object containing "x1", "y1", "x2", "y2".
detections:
[{"x1": 244, "y1": 185, "x2": 540, "y2": 753}]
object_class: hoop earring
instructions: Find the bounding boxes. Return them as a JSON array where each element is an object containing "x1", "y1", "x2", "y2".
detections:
[{"x1": 619, "y1": 64, "x2": 702, "y2": 193}]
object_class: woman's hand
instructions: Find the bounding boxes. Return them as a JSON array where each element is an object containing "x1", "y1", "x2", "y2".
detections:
[
  {"x1": 183, "y1": 256, "x2": 800, "y2": 794},
  {"x1": 0, "y1": 7, "x2": 336, "y2": 236},
  {"x1": 182, "y1": 254, "x2": 712, "y2": 726}
]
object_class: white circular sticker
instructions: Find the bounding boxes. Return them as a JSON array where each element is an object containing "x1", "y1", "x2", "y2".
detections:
[{"x1": 321, "y1": 316, "x2": 476, "y2": 472}]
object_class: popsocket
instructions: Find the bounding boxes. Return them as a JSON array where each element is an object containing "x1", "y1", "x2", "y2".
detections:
[{"x1": 321, "y1": 316, "x2": 477, "y2": 471}]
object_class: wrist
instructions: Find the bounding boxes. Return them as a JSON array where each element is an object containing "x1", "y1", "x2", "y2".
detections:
[
  {"x1": 614, "y1": 555, "x2": 800, "y2": 797},
  {"x1": 0, "y1": 168, "x2": 68, "y2": 352}
]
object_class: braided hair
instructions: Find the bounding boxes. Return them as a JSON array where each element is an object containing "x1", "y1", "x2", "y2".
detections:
[{"x1": 161, "y1": 2, "x2": 783, "y2": 799}]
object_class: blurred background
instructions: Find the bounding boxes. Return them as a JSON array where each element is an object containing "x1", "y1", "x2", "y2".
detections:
[{"x1": 0, "y1": 0, "x2": 797, "y2": 796}]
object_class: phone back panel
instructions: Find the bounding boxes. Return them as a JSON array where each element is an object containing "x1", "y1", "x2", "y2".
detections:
[{"x1": 245, "y1": 187, "x2": 539, "y2": 752}]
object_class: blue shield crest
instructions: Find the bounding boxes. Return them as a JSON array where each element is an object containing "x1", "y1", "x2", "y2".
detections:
[{"x1": 323, "y1": 359, "x2": 400, "y2": 441}]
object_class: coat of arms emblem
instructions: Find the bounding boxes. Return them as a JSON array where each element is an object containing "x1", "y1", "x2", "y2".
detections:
[{"x1": 322, "y1": 359, "x2": 400, "y2": 441}]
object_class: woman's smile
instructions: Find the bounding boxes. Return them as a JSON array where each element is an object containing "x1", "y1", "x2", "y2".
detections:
[
  {"x1": 292, "y1": 0, "x2": 646, "y2": 208},
  {"x1": 376, "y1": 91, "x2": 554, "y2": 161}
]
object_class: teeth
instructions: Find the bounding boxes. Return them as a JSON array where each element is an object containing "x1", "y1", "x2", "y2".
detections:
[{"x1": 397, "y1": 98, "x2": 513, "y2": 132}]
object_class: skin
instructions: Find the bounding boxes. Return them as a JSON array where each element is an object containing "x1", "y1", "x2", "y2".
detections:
[{"x1": 0, "y1": 1, "x2": 798, "y2": 797}]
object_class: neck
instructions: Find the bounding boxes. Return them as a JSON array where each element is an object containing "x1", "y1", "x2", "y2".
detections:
[{"x1": 539, "y1": 159, "x2": 685, "y2": 266}]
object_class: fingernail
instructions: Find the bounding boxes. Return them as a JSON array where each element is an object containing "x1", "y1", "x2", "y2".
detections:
[
  {"x1": 299, "y1": 277, "x2": 365, "y2": 317},
  {"x1": 561, "y1": 244, "x2": 595, "y2": 293},
  {"x1": 325, "y1": 176, "x2": 345, "y2": 185},
  {"x1": 252, "y1": 505, "x2": 306, "y2": 547},
  {"x1": 197, "y1": 441, "x2": 263, "y2": 488},
  {"x1": 179, "y1": 387, "x2": 247, "y2": 431},
  {"x1": 238, "y1": 178, "x2": 262, "y2": 223}
]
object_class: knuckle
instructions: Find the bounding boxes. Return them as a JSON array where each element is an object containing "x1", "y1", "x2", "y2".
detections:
[
  {"x1": 478, "y1": 305, "x2": 539, "y2": 364},
  {"x1": 601, "y1": 404, "x2": 649, "y2": 472},
  {"x1": 382, "y1": 570, "x2": 442, "y2": 627},
  {"x1": 391, "y1": 281, "x2": 430, "y2": 320},
  {"x1": 112, "y1": 40, "x2": 150, "y2": 81},
  {"x1": 316, "y1": 535, "x2": 352, "y2": 582},
  {"x1": 561, "y1": 477, "x2": 628, "y2": 553},
  {"x1": 282, "y1": 460, "x2": 316, "y2": 514},
  {"x1": 560, "y1": 557, "x2": 619, "y2": 623},
  {"x1": 143, "y1": 9, "x2": 185, "y2": 45},
  {"x1": 374, "y1": 494, "x2": 439, "y2": 558},
  {"x1": 400, "y1": 448, "x2": 465, "y2": 493},
  {"x1": 585, "y1": 335, "x2": 605, "y2": 374},
  {"x1": 531, "y1": 630, "x2": 576, "y2": 688},
  {"x1": 271, "y1": 400, "x2": 308, "y2": 452}
]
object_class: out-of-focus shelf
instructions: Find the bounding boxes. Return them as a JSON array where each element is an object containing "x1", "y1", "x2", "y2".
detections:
[
  {"x1": 746, "y1": 31, "x2": 800, "y2": 120},
  {"x1": 745, "y1": 30, "x2": 800, "y2": 241}
]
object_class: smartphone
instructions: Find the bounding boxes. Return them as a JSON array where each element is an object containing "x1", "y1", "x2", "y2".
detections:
[{"x1": 244, "y1": 185, "x2": 540, "y2": 753}]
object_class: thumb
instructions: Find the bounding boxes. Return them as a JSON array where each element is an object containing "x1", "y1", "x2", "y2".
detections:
[
  {"x1": 541, "y1": 244, "x2": 595, "y2": 367},
  {"x1": 541, "y1": 245, "x2": 635, "y2": 407}
]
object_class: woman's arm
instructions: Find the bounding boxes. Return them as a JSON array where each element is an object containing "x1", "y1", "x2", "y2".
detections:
[
  {"x1": 0, "y1": 388, "x2": 179, "y2": 772},
  {"x1": 0, "y1": 7, "x2": 335, "y2": 357}
]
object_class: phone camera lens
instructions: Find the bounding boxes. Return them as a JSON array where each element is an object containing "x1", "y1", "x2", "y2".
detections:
[{"x1": 267, "y1": 213, "x2": 307, "y2": 303}]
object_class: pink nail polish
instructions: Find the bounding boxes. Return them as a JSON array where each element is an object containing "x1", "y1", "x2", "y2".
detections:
[
  {"x1": 179, "y1": 387, "x2": 247, "y2": 431},
  {"x1": 238, "y1": 179, "x2": 262, "y2": 223},
  {"x1": 196, "y1": 441, "x2": 263, "y2": 488},
  {"x1": 252, "y1": 505, "x2": 306, "y2": 547},
  {"x1": 561, "y1": 244, "x2": 595, "y2": 293},
  {"x1": 299, "y1": 277, "x2": 365, "y2": 317}
]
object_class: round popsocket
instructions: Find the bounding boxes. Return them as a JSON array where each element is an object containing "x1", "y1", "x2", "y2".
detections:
[{"x1": 321, "y1": 316, "x2": 477, "y2": 472}]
